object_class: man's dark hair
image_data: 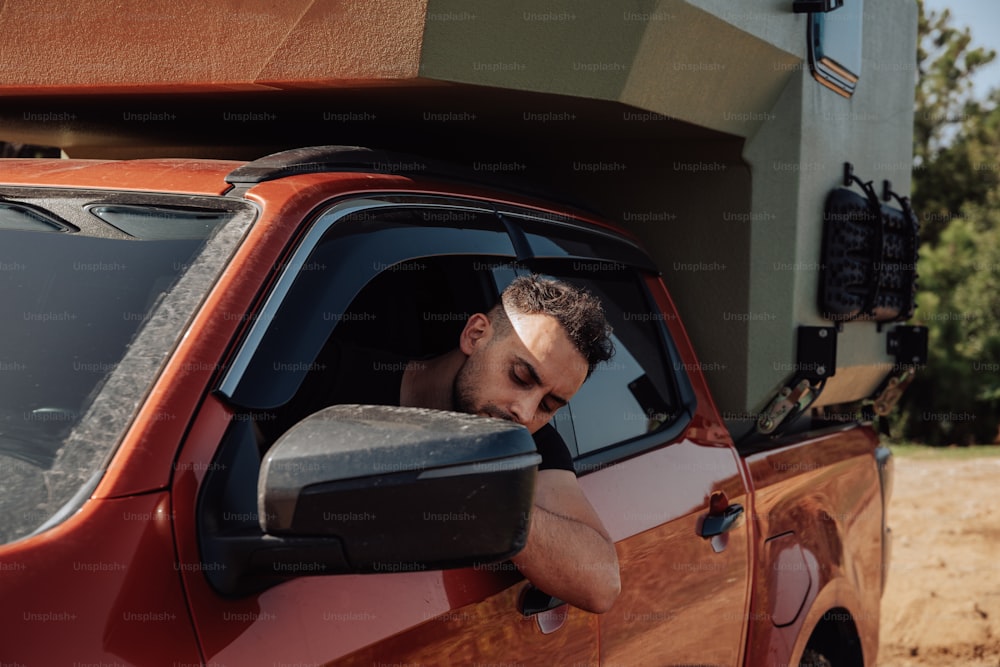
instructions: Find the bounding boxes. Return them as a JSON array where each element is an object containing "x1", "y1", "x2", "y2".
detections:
[{"x1": 490, "y1": 275, "x2": 614, "y2": 378}]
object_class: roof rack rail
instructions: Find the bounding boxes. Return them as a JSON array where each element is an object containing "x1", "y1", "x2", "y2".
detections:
[
  {"x1": 222, "y1": 145, "x2": 598, "y2": 215},
  {"x1": 224, "y1": 145, "x2": 466, "y2": 186}
]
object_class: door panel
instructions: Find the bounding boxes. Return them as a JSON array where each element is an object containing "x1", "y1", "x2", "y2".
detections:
[
  {"x1": 582, "y1": 439, "x2": 751, "y2": 666},
  {"x1": 530, "y1": 259, "x2": 752, "y2": 664},
  {"x1": 332, "y1": 584, "x2": 599, "y2": 666}
]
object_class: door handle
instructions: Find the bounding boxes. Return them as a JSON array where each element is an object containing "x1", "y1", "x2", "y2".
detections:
[
  {"x1": 519, "y1": 584, "x2": 569, "y2": 634},
  {"x1": 519, "y1": 584, "x2": 565, "y2": 617},
  {"x1": 700, "y1": 503, "x2": 745, "y2": 538}
]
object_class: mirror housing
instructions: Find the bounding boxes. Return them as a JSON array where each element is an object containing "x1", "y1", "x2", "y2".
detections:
[
  {"x1": 259, "y1": 404, "x2": 540, "y2": 571},
  {"x1": 200, "y1": 404, "x2": 541, "y2": 596}
]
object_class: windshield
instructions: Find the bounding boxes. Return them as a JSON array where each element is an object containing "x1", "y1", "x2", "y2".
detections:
[{"x1": 0, "y1": 196, "x2": 254, "y2": 544}]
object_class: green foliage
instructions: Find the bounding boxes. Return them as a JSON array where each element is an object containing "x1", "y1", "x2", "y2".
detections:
[
  {"x1": 899, "y1": 205, "x2": 1000, "y2": 444},
  {"x1": 890, "y1": 442, "x2": 1000, "y2": 459},
  {"x1": 912, "y1": 0, "x2": 998, "y2": 241},
  {"x1": 897, "y1": 2, "x2": 1000, "y2": 445}
]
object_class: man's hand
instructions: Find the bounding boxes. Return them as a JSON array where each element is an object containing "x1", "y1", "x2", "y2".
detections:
[{"x1": 510, "y1": 469, "x2": 621, "y2": 614}]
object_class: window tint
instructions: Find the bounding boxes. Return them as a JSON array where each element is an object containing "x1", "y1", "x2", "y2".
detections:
[
  {"x1": 254, "y1": 254, "x2": 509, "y2": 445},
  {"x1": 542, "y1": 268, "x2": 681, "y2": 456},
  {"x1": 221, "y1": 203, "x2": 512, "y2": 410},
  {"x1": 86, "y1": 204, "x2": 235, "y2": 240},
  {"x1": 510, "y1": 215, "x2": 657, "y2": 272}
]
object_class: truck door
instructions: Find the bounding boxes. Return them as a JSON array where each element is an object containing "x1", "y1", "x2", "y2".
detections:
[
  {"x1": 577, "y1": 272, "x2": 751, "y2": 666},
  {"x1": 171, "y1": 198, "x2": 601, "y2": 665},
  {"x1": 496, "y1": 214, "x2": 753, "y2": 666}
]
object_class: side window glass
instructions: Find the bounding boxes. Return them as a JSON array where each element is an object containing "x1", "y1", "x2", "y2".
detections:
[{"x1": 540, "y1": 268, "x2": 683, "y2": 457}]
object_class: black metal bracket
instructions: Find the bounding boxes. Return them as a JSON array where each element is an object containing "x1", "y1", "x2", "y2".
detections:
[
  {"x1": 882, "y1": 179, "x2": 918, "y2": 225},
  {"x1": 793, "y1": 0, "x2": 844, "y2": 12},
  {"x1": 797, "y1": 326, "x2": 838, "y2": 382},
  {"x1": 887, "y1": 325, "x2": 928, "y2": 368}
]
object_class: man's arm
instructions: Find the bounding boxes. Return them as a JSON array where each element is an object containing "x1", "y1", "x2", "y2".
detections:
[{"x1": 510, "y1": 469, "x2": 621, "y2": 614}]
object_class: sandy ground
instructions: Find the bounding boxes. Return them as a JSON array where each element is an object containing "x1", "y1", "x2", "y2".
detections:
[{"x1": 878, "y1": 455, "x2": 1000, "y2": 666}]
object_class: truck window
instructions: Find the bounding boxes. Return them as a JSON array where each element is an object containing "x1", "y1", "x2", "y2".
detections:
[
  {"x1": 535, "y1": 269, "x2": 684, "y2": 458},
  {"x1": 0, "y1": 199, "x2": 250, "y2": 545},
  {"x1": 255, "y1": 252, "x2": 512, "y2": 442},
  {"x1": 218, "y1": 201, "x2": 512, "y2": 411},
  {"x1": 218, "y1": 197, "x2": 693, "y2": 469}
]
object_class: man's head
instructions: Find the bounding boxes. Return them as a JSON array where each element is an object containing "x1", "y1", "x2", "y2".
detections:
[{"x1": 453, "y1": 275, "x2": 614, "y2": 434}]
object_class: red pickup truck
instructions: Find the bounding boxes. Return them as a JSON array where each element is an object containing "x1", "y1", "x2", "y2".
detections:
[{"x1": 0, "y1": 147, "x2": 892, "y2": 666}]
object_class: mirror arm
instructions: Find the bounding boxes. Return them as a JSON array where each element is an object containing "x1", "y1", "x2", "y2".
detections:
[{"x1": 201, "y1": 529, "x2": 352, "y2": 598}]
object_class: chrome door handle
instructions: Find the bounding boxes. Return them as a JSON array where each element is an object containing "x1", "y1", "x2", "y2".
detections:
[{"x1": 700, "y1": 503, "x2": 745, "y2": 538}]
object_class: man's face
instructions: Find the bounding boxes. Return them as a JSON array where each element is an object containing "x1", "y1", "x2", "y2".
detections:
[{"x1": 453, "y1": 310, "x2": 589, "y2": 434}]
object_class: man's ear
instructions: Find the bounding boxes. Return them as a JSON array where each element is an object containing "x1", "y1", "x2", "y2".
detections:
[{"x1": 459, "y1": 313, "x2": 492, "y2": 355}]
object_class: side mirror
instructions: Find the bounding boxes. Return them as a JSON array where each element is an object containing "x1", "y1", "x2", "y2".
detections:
[
  {"x1": 260, "y1": 404, "x2": 540, "y2": 570},
  {"x1": 201, "y1": 404, "x2": 540, "y2": 596}
]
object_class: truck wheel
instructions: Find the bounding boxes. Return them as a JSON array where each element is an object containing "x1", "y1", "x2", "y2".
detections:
[{"x1": 799, "y1": 649, "x2": 834, "y2": 667}]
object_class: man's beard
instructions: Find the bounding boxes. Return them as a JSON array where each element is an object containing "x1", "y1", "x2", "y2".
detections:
[
  {"x1": 452, "y1": 356, "x2": 478, "y2": 414},
  {"x1": 452, "y1": 356, "x2": 515, "y2": 423}
]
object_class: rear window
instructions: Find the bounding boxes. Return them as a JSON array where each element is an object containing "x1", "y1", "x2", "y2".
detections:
[{"x1": 0, "y1": 196, "x2": 254, "y2": 545}]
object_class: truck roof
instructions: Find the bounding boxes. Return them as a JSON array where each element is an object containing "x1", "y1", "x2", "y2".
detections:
[
  {"x1": 0, "y1": 158, "x2": 242, "y2": 195},
  {"x1": 0, "y1": 147, "x2": 608, "y2": 223},
  {"x1": 0, "y1": 149, "x2": 644, "y2": 256}
]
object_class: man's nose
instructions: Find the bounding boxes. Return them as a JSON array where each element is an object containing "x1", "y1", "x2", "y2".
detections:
[{"x1": 508, "y1": 396, "x2": 537, "y2": 427}]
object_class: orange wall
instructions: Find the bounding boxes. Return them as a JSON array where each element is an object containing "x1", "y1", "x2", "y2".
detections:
[{"x1": 0, "y1": 0, "x2": 427, "y2": 94}]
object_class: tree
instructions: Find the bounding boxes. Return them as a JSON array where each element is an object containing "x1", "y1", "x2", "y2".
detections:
[
  {"x1": 895, "y1": 2, "x2": 1000, "y2": 444},
  {"x1": 912, "y1": 0, "x2": 997, "y2": 242},
  {"x1": 900, "y1": 206, "x2": 1000, "y2": 444}
]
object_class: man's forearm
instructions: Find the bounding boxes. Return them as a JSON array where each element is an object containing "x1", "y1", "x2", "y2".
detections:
[{"x1": 511, "y1": 503, "x2": 621, "y2": 614}]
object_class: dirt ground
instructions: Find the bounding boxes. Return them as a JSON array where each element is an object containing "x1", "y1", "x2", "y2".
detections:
[{"x1": 878, "y1": 454, "x2": 1000, "y2": 666}]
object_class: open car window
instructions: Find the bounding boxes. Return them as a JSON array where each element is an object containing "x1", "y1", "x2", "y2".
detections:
[{"x1": 218, "y1": 197, "x2": 694, "y2": 473}]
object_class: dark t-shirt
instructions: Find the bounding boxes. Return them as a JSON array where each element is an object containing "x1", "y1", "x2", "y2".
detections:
[{"x1": 281, "y1": 342, "x2": 575, "y2": 473}]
